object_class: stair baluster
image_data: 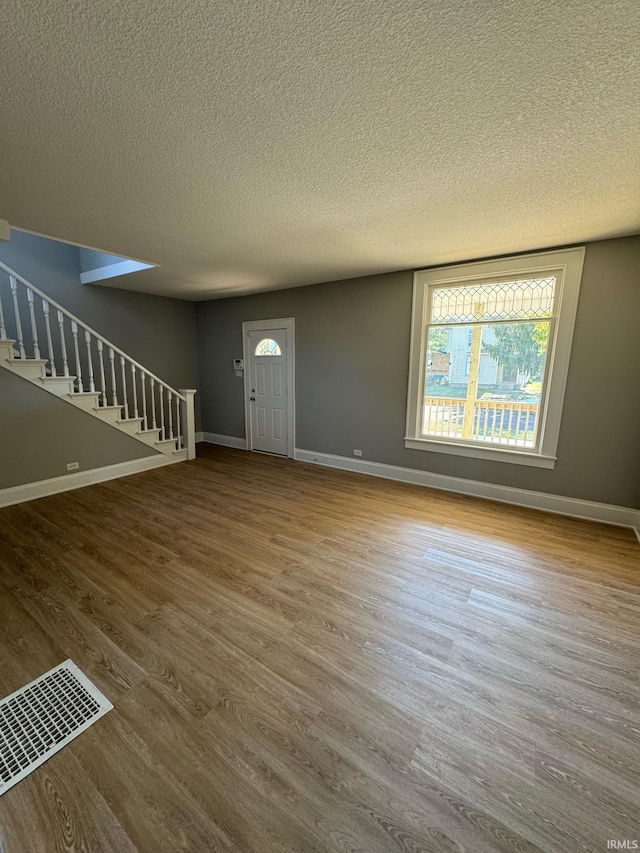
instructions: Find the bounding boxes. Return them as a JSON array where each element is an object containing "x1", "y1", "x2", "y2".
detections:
[
  {"x1": 97, "y1": 341, "x2": 106, "y2": 404},
  {"x1": 108, "y1": 348, "x2": 117, "y2": 406},
  {"x1": 130, "y1": 363, "x2": 138, "y2": 418},
  {"x1": 84, "y1": 330, "x2": 95, "y2": 393},
  {"x1": 0, "y1": 288, "x2": 6, "y2": 340},
  {"x1": 140, "y1": 374, "x2": 148, "y2": 430},
  {"x1": 42, "y1": 301, "x2": 57, "y2": 377},
  {"x1": 120, "y1": 355, "x2": 128, "y2": 418},
  {"x1": 159, "y1": 385, "x2": 165, "y2": 439},
  {"x1": 57, "y1": 311, "x2": 69, "y2": 377},
  {"x1": 9, "y1": 276, "x2": 25, "y2": 359},
  {"x1": 150, "y1": 378, "x2": 157, "y2": 429},
  {"x1": 26, "y1": 290, "x2": 40, "y2": 360},
  {"x1": 175, "y1": 393, "x2": 182, "y2": 449},
  {"x1": 167, "y1": 391, "x2": 173, "y2": 440},
  {"x1": 70, "y1": 321, "x2": 83, "y2": 392}
]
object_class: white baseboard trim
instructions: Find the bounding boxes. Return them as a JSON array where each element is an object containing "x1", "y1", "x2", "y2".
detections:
[
  {"x1": 199, "y1": 432, "x2": 247, "y2": 450},
  {"x1": 0, "y1": 454, "x2": 181, "y2": 509},
  {"x1": 294, "y1": 449, "x2": 640, "y2": 540}
]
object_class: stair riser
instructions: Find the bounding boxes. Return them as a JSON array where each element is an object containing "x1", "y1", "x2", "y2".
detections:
[
  {"x1": 155, "y1": 445, "x2": 178, "y2": 456},
  {"x1": 135, "y1": 431, "x2": 160, "y2": 446},
  {"x1": 39, "y1": 379, "x2": 76, "y2": 397},
  {"x1": 68, "y1": 394, "x2": 102, "y2": 412},
  {"x1": 93, "y1": 409, "x2": 122, "y2": 425},
  {"x1": 8, "y1": 363, "x2": 47, "y2": 381},
  {"x1": 116, "y1": 420, "x2": 144, "y2": 436},
  {"x1": 0, "y1": 341, "x2": 15, "y2": 360},
  {"x1": 155, "y1": 441, "x2": 179, "y2": 455}
]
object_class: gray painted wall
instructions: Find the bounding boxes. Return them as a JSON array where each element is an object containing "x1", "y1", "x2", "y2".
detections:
[
  {"x1": 0, "y1": 230, "x2": 200, "y2": 424},
  {"x1": 0, "y1": 367, "x2": 156, "y2": 489},
  {"x1": 196, "y1": 236, "x2": 640, "y2": 509}
]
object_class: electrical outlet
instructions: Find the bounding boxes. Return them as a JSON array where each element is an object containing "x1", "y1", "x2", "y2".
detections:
[
  {"x1": 353, "y1": 449, "x2": 363, "y2": 457},
  {"x1": 66, "y1": 462, "x2": 80, "y2": 471}
]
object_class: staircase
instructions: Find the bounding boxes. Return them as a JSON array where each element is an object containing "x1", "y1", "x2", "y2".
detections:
[{"x1": 0, "y1": 260, "x2": 196, "y2": 461}]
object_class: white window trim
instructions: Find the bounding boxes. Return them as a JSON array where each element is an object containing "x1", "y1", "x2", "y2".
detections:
[{"x1": 405, "y1": 247, "x2": 586, "y2": 468}]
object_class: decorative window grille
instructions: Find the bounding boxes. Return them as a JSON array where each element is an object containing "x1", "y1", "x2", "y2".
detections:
[
  {"x1": 254, "y1": 338, "x2": 282, "y2": 356},
  {"x1": 430, "y1": 277, "x2": 556, "y2": 324}
]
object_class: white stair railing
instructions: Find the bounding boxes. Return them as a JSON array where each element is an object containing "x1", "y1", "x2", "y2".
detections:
[{"x1": 0, "y1": 260, "x2": 196, "y2": 459}]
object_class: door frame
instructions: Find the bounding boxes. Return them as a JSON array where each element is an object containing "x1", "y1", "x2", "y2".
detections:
[{"x1": 242, "y1": 318, "x2": 295, "y2": 458}]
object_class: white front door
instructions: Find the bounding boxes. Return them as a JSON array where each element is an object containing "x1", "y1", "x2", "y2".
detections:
[{"x1": 247, "y1": 327, "x2": 289, "y2": 455}]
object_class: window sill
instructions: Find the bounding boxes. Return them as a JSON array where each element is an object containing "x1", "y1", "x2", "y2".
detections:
[{"x1": 404, "y1": 437, "x2": 557, "y2": 468}]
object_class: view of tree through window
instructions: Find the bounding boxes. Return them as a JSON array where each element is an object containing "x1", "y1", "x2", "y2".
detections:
[{"x1": 423, "y1": 278, "x2": 555, "y2": 448}]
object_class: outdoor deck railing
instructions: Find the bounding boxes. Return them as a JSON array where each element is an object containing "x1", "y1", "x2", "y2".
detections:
[{"x1": 423, "y1": 396, "x2": 539, "y2": 447}]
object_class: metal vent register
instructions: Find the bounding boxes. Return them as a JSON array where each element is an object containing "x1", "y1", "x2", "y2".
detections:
[{"x1": 0, "y1": 660, "x2": 112, "y2": 795}]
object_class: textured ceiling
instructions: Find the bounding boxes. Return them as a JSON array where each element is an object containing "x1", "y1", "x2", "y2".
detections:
[{"x1": 1, "y1": 1, "x2": 639, "y2": 300}]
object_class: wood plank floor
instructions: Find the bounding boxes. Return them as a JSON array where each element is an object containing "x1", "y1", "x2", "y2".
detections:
[{"x1": 0, "y1": 444, "x2": 639, "y2": 853}]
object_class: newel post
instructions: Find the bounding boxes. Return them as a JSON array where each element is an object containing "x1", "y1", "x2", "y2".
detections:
[{"x1": 179, "y1": 389, "x2": 197, "y2": 460}]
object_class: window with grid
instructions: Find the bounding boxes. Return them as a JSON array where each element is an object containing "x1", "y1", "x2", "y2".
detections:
[{"x1": 405, "y1": 248, "x2": 585, "y2": 468}]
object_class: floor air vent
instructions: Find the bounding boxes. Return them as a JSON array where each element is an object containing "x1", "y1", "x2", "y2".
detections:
[{"x1": 0, "y1": 660, "x2": 112, "y2": 796}]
